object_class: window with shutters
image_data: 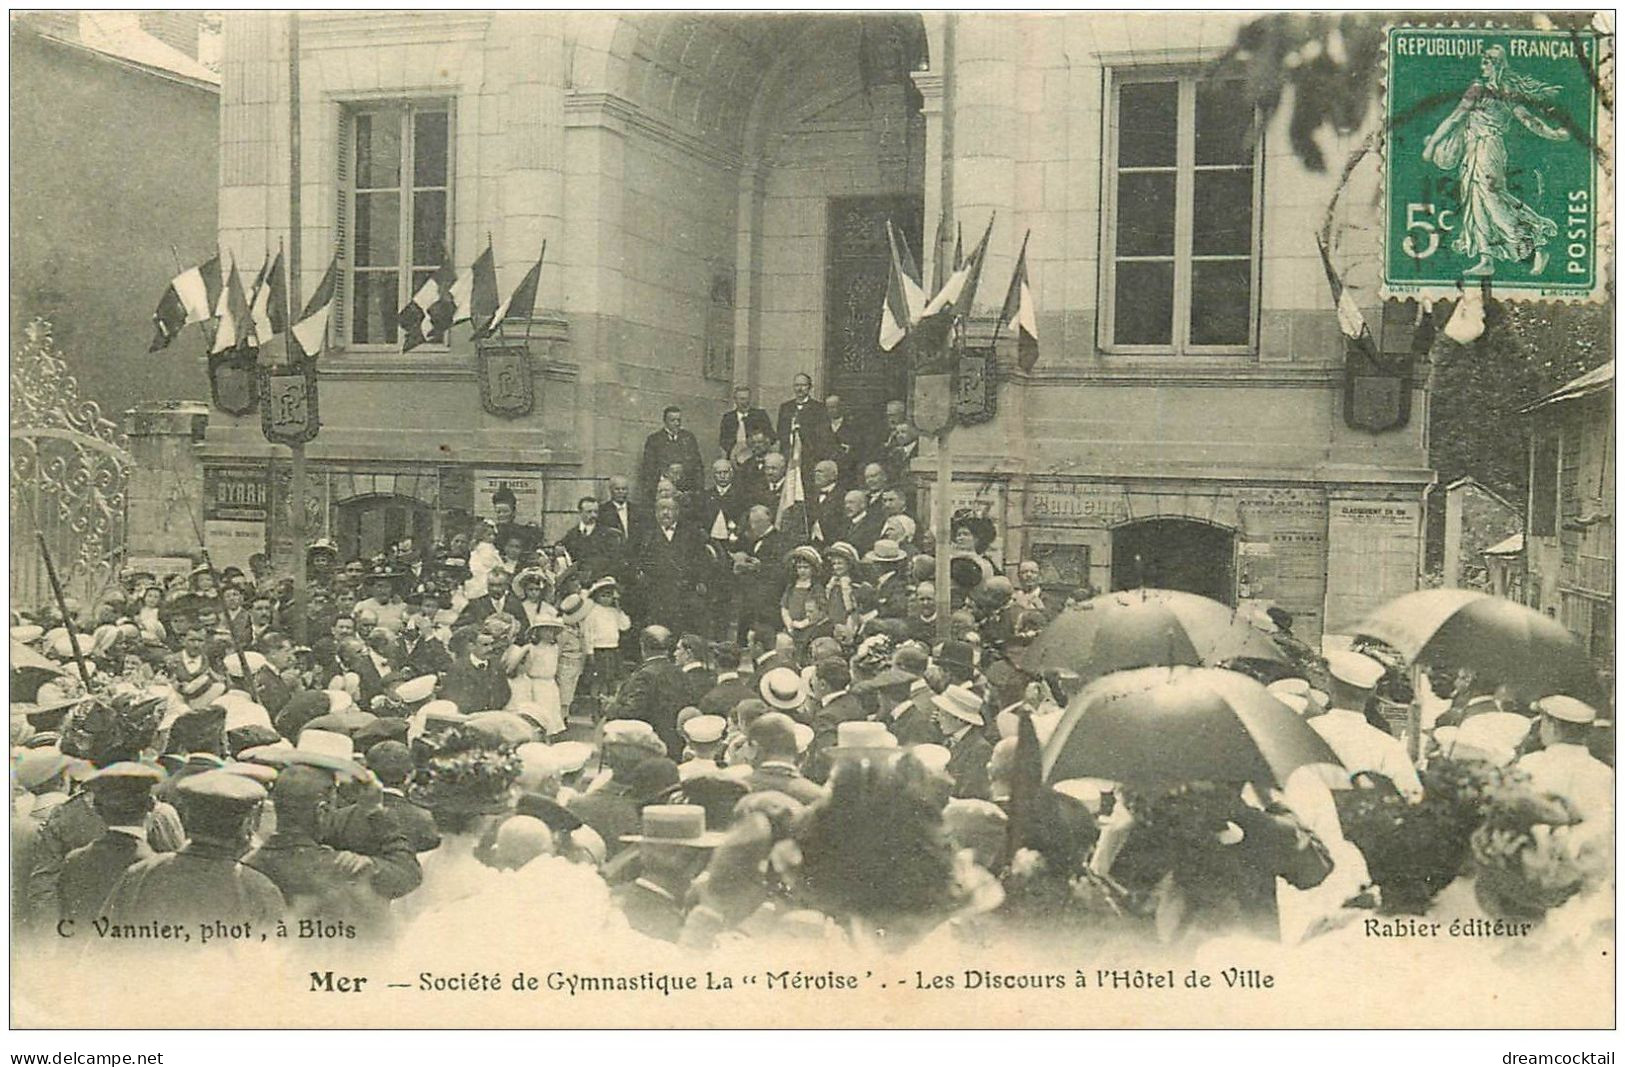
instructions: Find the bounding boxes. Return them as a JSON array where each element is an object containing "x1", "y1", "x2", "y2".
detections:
[
  {"x1": 336, "y1": 100, "x2": 453, "y2": 349},
  {"x1": 1100, "y1": 71, "x2": 1262, "y2": 354}
]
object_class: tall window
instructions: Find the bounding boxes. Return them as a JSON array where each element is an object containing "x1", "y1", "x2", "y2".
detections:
[
  {"x1": 341, "y1": 101, "x2": 452, "y2": 348},
  {"x1": 1103, "y1": 73, "x2": 1260, "y2": 352}
]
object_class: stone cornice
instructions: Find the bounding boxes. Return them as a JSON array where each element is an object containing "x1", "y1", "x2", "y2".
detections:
[
  {"x1": 300, "y1": 11, "x2": 492, "y2": 47},
  {"x1": 564, "y1": 90, "x2": 743, "y2": 172}
]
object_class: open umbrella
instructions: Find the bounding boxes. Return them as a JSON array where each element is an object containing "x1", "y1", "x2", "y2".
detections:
[
  {"x1": 1041, "y1": 666, "x2": 1341, "y2": 788},
  {"x1": 1355, "y1": 589, "x2": 1600, "y2": 702},
  {"x1": 1021, "y1": 588, "x2": 1285, "y2": 682}
]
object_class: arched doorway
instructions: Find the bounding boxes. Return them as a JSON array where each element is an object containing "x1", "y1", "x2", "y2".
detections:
[
  {"x1": 1111, "y1": 519, "x2": 1236, "y2": 604},
  {"x1": 335, "y1": 493, "x2": 434, "y2": 562}
]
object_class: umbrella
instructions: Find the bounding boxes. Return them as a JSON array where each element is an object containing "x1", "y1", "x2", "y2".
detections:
[
  {"x1": 1355, "y1": 589, "x2": 1600, "y2": 702},
  {"x1": 1021, "y1": 588, "x2": 1286, "y2": 682},
  {"x1": 11, "y1": 640, "x2": 69, "y2": 702},
  {"x1": 1042, "y1": 666, "x2": 1341, "y2": 788}
]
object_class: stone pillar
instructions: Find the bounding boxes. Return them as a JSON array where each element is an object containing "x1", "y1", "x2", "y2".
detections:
[
  {"x1": 911, "y1": 69, "x2": 949, "y2": 288},
  {"x1": 734, "y1": 161, "x2": 767, "y2": 393},
  {"x1": 123, "y1": 402, "x2": 210, "y2": 563},
  {"x1": 951, "y1": 13, "x2": 1019, "y2": 297}
]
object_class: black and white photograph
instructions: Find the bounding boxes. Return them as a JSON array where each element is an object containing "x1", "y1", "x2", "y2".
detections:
[{"x1": 7, "y1": 8, "x2": 1616, "y2": 1039}]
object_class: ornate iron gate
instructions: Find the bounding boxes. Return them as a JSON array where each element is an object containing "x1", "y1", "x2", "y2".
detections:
[{"x1": 11, "y1": 319, "x2": 133, "y2": 610}]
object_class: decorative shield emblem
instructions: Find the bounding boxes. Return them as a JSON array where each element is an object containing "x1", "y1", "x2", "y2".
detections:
[
  {"x1": 954, "y1": 351, "x2": 996, "y2": 425},
  {"x1": 478, "y1": 340, "x2": 534, "y2": 418},
  {"x1": 259, "y1": 357, "x2": 320, "y2": 445},
  {"x1": 913, "y1": 371, "x2": 953, "y2": 435},
  {"x1": 1344, "y1": 347, "x2": 1412, "y2": 433},
  {"x1": 209, "y1": 349, "x2": 259, "y2": 416}
]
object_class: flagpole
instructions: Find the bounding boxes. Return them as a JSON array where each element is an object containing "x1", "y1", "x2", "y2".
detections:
[{"x1": 286, "y1": 10, "x2": 309, "y2": 644}]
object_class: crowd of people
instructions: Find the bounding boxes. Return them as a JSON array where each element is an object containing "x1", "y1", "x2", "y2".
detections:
[{"x1": 8, "y1": 378, "x2": 1614, "y2": 966}]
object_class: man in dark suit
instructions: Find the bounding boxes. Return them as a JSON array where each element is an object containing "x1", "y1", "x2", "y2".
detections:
[
  {"x1": 932, "y1": 686, "x2": 995, "y2": 800},
  {"x1": 842, "y1": 490, "x2": 886, "y2": 558},
  {"x1": 718, "y1": 385, "x2": 773, "y2": 465},
  {"x1": 697, "y1": 643, "x2": 754, "y2": 720},
  {"x1": 803, "y1": 658, "x2": 867, "y2": 782},
  {"x1": 456, "y1": 567, "x2": 527, "y2": 628},
  {"x1": 636, "y1": 499, "x2": 708, "y2": 635},
  {"x1": 804, "y1": 460, "x2": 847, "y2": 545},
  {"x1": 437, "y1": 628, "x2": 511, "y2": 714},
  {"x1": 562, "y1": 494, "x2": 622, "y2": 582},
  {"x1": 608, "y1": 627, "x2": 689, "y2": 758},
  {"x1": 674, "y1": 633, "x2": 716, "y2": 710},
  {"x1": 597, "y1": 475, "x2": 645, "y2": 562},
  {"x1": 776, "y1": 372, "x2": 834, "y2": 490},
  {"x1": 824, "y1": 393, "x2": 866, "y2": 488},
  {"x1": 740, "y1": 712, "x2": 825, "y2": 805},
  {"x1": 639, "y1": 406, "x2": 704, "y2": 504},
  {"x1": 397, "y1": 600, "x2": 454, "y2": 676},
  {"x1": 55, "y1": 763, "x2": 162, "y2": 925},
  {"x1": 696, "y1": 459, "x2": 750, "y2": 545},
  {"x1": 731, "y1": 505, "x2": 788, "y2": 638}
]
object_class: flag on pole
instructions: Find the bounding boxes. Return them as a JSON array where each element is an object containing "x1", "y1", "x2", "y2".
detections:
[
  {"x1": 290, "y1": 254, "x2": 339, "y2": 357},
  {"x1": 462, "y1": 243, "x2": 501, "y2": 338},
  {"x1": 920, "y1": 213, "x2": 992, "y2": 321},
  {"x1": 149, "y1": 254, "x2": 222, "y2": 351},
  {"x1": 1315, "y1": 233, "x2": 1377, "y2": 357},
  {"x1": 210, "y1": 255, "x2": 252, "y2": 355},
  {"x1": 247, "y1": 250, "x2": 288, "y2": 348},
  {"x1": 998, "y1": 229, "x2": 1040, "y2": 371},
  {"x1": 777, "y1": 458, "x2": 805, "y2": 530},
  {"x1": 481, "y1": 241, "x2": 546, "y2": 339},
  {"x1": 398, "y1": 260, "x2": 458, "y2": 351},
  {"x1": 879, "y1": 221, "x2": 926, "y2": 352}
]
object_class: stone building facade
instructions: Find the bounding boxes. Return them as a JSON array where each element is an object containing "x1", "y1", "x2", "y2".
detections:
[{"x1": 195, "y1": 11, "x2": 1432, "y2": 641}]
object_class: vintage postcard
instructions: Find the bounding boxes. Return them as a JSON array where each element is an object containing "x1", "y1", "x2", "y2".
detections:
[{"x1": 9, "y1": 9, "x2": 1614, "y2": 1034}]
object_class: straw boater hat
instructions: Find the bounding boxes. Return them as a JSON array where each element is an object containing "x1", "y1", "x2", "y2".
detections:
[
  {"x1": 393, "y1": 673, "x2": 438, "y2": 704},
  {"x1": 621, "y1": 804, "x2": 725, "y2": 848},
  {"x1": 830, "y1": 720, "x2": 901, "y2": 758},
  {"x1": 863, "y1": 539, "x2": 908, "y2": 565},
  {"x1": 559, "y1": 594, "x2": 592, "y2": 626},
  {"x1": 758, "y1": 667, "x2": 807, "y2": 712},
  {"x1": 931, "y1": 684, "x2": 985, "y2": 727}
]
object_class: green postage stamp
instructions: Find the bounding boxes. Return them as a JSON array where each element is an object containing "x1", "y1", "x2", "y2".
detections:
[{"x1": 1385, "y1": 25, "x2": 1605, "y2": 300}]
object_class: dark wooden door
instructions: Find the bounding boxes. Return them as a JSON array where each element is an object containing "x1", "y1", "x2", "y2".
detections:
[
  {"x1": 824, "y1": 194, "x2": 922, "y2": 423},
  {"x1": 1111, "y1": 520, "x2": 1236, "y2": 605},
  {"x1": 337, "y1": 495, "x2": 434, "y2": 561}
]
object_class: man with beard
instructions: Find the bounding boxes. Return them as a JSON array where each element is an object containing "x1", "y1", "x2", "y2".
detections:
[
  {"x1": 636, "y1": 498, "x2": 708, "y2": 636},
  {"x1": 561, "y1": 495, "x2": 621, "y2": 582},
  {"x1": 718, "y1": 385, "x2": 773, "y2": 466}
]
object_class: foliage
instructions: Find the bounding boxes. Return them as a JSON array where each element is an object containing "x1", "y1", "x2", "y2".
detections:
[
  {"x1": 1422, "y1": 300, "x2": 1613, "y2": 566},
  {"x1": 1215, "y1": 12, "x2": 1609, "y2": 172}
]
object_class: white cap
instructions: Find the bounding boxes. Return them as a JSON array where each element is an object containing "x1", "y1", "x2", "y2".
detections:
[
  {"x1": 681, "y1": 715, "x2": 727, "y2": 745},
  {"x1": 394, "y1": 674, "x2": 437, "y2": 703},
  {"x1": 550, "y1": 740, "x2": 594, "y2": 774},
  {"x1": 908, "y1": 743, "x2": 951, "y2": 775},
  {"x1": 1325, "y1": 650, "x2": 1384, "y2": 690},
  {"x1": 223, "y1": 701, "x2": 273, "y2": 733},
  {"x1": 297, "y1": 729, "x2": 355, "y2": 762},
  {"x1": 1536, "y1": 694, "x2": 1598, "y2": 725},
  {"x1": 1267, "y1": 678, "x2": 1311, "y2": 700},
  {"x1": 1274, "y1": 692, "x2": 1310, "y2": 715}
]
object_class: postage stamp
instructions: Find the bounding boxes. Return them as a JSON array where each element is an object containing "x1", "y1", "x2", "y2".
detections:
[{"x1": 1384, "y1": 25, "x2": 1605, "y2": 300}]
